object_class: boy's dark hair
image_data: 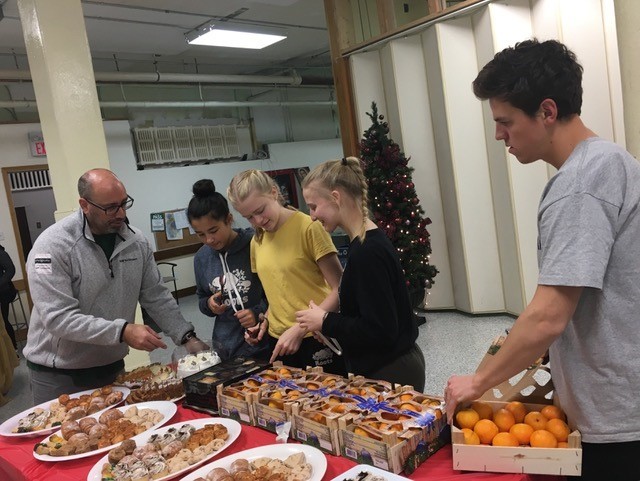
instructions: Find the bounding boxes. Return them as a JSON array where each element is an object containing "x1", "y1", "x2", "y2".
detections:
[
  {"x1": 473, "y1": 39, "x2": 583, "y2": 120},
  {"x1": 187, "y1": 179, "x2": 230, "y2": 222}
]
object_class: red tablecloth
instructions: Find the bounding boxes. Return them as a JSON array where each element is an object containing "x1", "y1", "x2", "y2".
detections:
[{"x1": 0, "y1": 404, "x2": 565, "y2": 481}]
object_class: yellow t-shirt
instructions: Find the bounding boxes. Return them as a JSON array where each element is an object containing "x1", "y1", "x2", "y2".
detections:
[{"x1": 251, "y1": 211, "x2": 338, "y2": 338}]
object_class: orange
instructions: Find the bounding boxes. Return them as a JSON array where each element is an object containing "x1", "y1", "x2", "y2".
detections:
[
  {"x1": 546, "y1": 418, "x2": 570, "y2": 443},
  {"x1": 493, "y1": 408, "x2": 516, "y2": 432},
  {"x1": 311, "y1": 413, "x2": 326, "y2": 425},
  {"x1": 473, "y1": 419, "x2": 499, "y2": 445},
  {"x1": 455, "y1": 409, "x2": 480, "y2": 430},
  {"x1": 557, "y1": 442, "x2": 569, "y2": 448},
  {"x1": 354, "y1": 427, "x2": 370, "y2": 438},
  {"x1": 505, "y1": 401, "x2": 527, "y2": 423},
  {"x1": 460, "y1": 428, "x2": 480, "y2": 445},
  {"x1": 400, "y1": 393, "x2": 413, "y2": 402},
  {"x1": 509, "y1": 423, "x2": 534, "y2": 445},
  {"x1": 529, "y1": 429, "x2": 558, "y2": 448},
  {"x1": 287, "y1": 390, "x2": 301, "y2": 399},
  {"x1": 471, "y1": 401, "x2": 494, "y2": 420},
  {"x1": 268, "y1": 400, "x2": 283, "y2": 409},
  {"x1": 541, "y1": 405, "x2": 566, "y2": 422},
  {"x1": 492, "y1": 432, "x2": 519, "y2": 447},
  {"x1": 524, "y1": 411, "x2": 547, "y2": 431},
  {"x1": 400, "y1": 403, "x2": 421, "y2": 413},
  {"x1": 271, "y1": 391, "x2": 283, "y2": 400}
]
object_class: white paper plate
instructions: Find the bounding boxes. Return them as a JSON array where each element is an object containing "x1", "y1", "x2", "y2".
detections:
[
  {"x1": 328, "y1": 464, "x2": 410, "y2": 481},
  {"x1": 0, "y1": 386, "x2": 130, "y2": 439},
  {"x1": 181, "y1": 443, "x2": 327, "y2": 481},
  {"x1": 32, "y1": 400, "x2": 177, "y2": 462},
  {"x1": 86, "y1": 417, "x2": 241, "y2": 481}
]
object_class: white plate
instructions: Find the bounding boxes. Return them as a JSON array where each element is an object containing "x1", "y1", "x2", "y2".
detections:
[
  {"x1": 328, "y1": 465, "x2": 410, "y2": 481},
  {"x1": 32, "y1": 400, "x2": 177, "y2": 462},
  {"x1": 181, "y1": 443, "x2": 328, "y2": 481},
  {"x1": 86, "y1": 417, "x2": 241, "y2": 481},
  {"x1": 0, "y1": 386, "x2": 130, "y2": 439}
]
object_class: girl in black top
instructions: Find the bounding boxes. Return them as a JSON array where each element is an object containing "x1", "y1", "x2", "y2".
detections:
[{"x1": 295, "y1": 157, "x2": 426, "y2": 390}]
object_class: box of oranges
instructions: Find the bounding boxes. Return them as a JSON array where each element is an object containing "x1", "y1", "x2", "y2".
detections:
[
  {"x1": 451, "y1": 336, "x2": 582, "y2": 475},
  {"x1": 338, "y1": 390, "x2": 448, "y2": 474},
  {"x1": 451, "y1": 399, "x2": 582, "y2": 475}
]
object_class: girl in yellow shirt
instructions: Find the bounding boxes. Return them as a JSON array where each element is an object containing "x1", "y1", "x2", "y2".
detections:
[{"x1": 228, "y1": 169, "x2": 346, "y2": 375}]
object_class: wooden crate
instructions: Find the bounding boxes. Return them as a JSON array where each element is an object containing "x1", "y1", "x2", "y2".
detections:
[{"x1": 451, "y1": 400, "x2": 582, "y2": 476}]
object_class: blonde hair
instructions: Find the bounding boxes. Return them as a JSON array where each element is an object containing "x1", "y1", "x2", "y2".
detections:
[
  {"x1": 227, "y1": 169, "x2": 291, "y2": 243},
  {"x1": 302, "y1": 156, "x2": 370, "y2": 241}
]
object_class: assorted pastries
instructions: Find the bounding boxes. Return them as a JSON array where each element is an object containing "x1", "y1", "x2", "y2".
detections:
[
  {"x1": 195, "y1": 452, "x2": 313, "y2": 481},
  {"x1": 34, "y1": 405, "x2": 163, "y2": 457},
  {"x1": 177, "y1": 351, "x2": 221, "y2": 379},
  {"x1": 101, "y1": 422, "x2": 229, "y2": 480},
  {"x1": 13, "y1": 386, "x2": 123, "y2": 433}
]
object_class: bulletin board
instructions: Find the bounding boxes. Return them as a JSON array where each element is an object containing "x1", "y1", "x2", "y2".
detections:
[{"x1": 152, "y1": 208, "x2": 201, "y2": 258}]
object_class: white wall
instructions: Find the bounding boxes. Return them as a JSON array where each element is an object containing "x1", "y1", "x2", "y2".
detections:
[
  {"x1": 0, "y1": 120, "x2": 342, "y2": 291},
  {"x1": 348, "y1": 0, "x2": 624, "y2": 314}
]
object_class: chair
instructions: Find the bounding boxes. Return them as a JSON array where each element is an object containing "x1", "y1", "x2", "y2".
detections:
[
  {"x1": 9, "y1": 291, "x2": 28, "y2": 331},
  {"x1": 157, "y1": 262, "x2": 179, "y2": 304}
]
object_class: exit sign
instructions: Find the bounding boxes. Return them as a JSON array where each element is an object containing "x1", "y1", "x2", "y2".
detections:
[{"x1": 28, "y1": 132, "x2": 47, "y2": 157}]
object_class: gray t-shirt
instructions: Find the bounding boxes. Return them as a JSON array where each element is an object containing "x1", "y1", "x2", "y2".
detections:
[{"x1": 538, "y1": 137, "x2": 640, "y2": 443}]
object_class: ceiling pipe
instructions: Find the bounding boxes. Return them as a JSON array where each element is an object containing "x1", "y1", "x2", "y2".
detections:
[
  {"x1": 0, "y1": 100, "x2": 337, "y2": 109},
  {"x1": 0, "y1": 69, "x2": 303, "y2": 86}
]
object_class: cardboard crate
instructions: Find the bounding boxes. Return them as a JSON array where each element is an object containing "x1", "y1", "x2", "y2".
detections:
[
  {"x1": 451, "y1": 400, "x2": 582, "y2": 476},
  {"x1": 339, "y1": 415, "x2": 449, "y2": 474},
  {"x1": 217, "y1": 384, "x2": 257, "y2": 425},
  {"x1": 291, "y1": 400, "x2": 352, "y2": 455},
  {"x1": 253, "y1": 385, "x2": 312, "y2": 433},
  {"x1": 182, "y1": 357, "x2": 270, "y2": 413}
]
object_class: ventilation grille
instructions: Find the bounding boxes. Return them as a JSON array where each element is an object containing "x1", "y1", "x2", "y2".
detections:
[
  {"x1": 132, "y1": 125, "x2": 242, "y2": 166},
  {"x1": 9, "y1": 169, "x2": 51, "y2": 191}
]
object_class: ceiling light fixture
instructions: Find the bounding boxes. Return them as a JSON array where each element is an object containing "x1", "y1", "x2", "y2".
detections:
[{"x1": 186, "y1": 25, "x2": 286, "y2": 50}]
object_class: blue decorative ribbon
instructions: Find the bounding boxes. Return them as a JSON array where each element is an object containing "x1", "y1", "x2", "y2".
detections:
[
  {"x1": 306, "y1": 387, "x2": 344, "y2": 397},
  {"x1": 350, "y1": 395, "x2": 396, "y2": 413}
]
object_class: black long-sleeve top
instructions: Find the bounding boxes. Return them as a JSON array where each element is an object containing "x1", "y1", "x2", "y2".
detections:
[{"x1": 322, "y1": 228, "x2": 418, "y2": 377}]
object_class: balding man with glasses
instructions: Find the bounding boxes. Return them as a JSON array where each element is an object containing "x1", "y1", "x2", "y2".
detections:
[{"x1": 24, "y1": 168, "x2": 207, "y2": 403}]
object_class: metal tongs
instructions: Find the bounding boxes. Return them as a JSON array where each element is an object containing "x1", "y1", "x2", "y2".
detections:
[{"x1": 316, "y1": 332, "x2": 343, "y2": 356}]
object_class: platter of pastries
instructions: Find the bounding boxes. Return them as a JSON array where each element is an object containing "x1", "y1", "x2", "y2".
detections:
[
  {"x1": 180, "y1": 443, "x2": 326, "y2": 481},
  {"x1": 32, "y1": 401, "x2": 176, "y2": 461},
  {"x1": 86, "y1": 417, "x2": 241, "y2": 481},
  {"x1": 0, "y1": 385, "x2": 129, "y2": 438}
]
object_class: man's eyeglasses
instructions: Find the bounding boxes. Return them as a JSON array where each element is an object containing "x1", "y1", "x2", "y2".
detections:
[{"x1": 84, "y1": 195, "x2": 134, "y2": 215}]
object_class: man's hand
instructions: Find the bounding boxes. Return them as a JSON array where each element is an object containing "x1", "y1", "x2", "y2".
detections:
[
  {"x1": 122, "y1": 324, "x2": 167, "y2": 352},
  {"x1": 184, "y1": 336, "x2": 210, "y2": 354},
  {"x1": 207, "y1": 292, "x2": 227, "y2": 315},
  {"x1": 245, "y1": 313, "x2": 268, "y2": 346},
  {"x1": 235, "y1": 309, "x2": 257, "y2": 329},
  {"x1": 444, "y1": 374, "x2": 484, "y2": 424},
  {"x1": 269, "y1": 324, "x2": 305, "y2": 363}
]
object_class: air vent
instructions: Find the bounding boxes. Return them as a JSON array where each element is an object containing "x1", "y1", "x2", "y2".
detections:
[
  {"x1": 9, "y1": 169, "x2": 51, "y2": 191},
  {"x1": 132, "y1": 125, "x2": 242, "y2": 167}
]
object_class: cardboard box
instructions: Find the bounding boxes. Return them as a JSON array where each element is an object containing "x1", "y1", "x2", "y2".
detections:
[
  {"x1": 217, "y1": 384, "x2": 257, "y2": 425},
  {"x1": 339, "y1": 415, "x2": 449, "y2": 474},
  {"x1": 182, "y1": 357, "x2": 270, "y2": 413},
  {"x1": 291, "y1": 399, "x2": 352, "y2": 455},
  {"x1": 451, "y1": 400, "x2": 582, "y2": 476},
  {"x1": 253, "y1": 385, "x2": 312, "y2": 433}
]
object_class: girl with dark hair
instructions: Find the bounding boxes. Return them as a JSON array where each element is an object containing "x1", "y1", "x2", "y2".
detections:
[{"x1": 188, "y1": 179, "x2": 269, "y2": 360}]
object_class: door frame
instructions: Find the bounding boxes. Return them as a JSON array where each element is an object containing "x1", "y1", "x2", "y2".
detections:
[{"x1": 1, "y1": 164, "x2": 50, "y2": 310}]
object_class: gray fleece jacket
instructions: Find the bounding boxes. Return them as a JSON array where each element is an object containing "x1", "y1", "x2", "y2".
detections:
[{"x1": 23, "y1": 210, "x2": 193, "y2": 369}]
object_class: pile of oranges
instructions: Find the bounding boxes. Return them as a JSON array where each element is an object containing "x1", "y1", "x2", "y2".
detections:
[{"x1": 455, "y1": 401, "x2": 572, "y2": 448}]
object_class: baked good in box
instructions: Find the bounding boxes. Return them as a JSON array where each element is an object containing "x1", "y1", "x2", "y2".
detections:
[{"x1": 177, "y1": 351, "x2": 221, "y2": 379}]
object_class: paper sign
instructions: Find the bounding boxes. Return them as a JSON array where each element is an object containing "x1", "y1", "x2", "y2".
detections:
[{"x1": 150, "y1": 213, "x2": 165, "y2": 232}]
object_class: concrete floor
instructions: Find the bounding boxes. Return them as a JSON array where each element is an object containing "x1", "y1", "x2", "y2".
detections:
[{"x1": 0, "y1": 295, "x2": 514, "y2": 424}]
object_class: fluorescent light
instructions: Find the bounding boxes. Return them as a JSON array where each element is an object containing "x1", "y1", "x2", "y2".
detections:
[{"x1": 188, "y1": 28, "x2": 286, "y2": 49}]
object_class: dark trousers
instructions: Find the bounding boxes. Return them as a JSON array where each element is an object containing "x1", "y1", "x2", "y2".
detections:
[
  {"x1": 579, "y1": 440, "x2": 640, "y2": 480},
  {"x1": 267, "y1": 334, "x2": 347, "y2": 376},
  {"x1": 369, "y1": 343, "x2": 426, "y2": 391},
  {"x1": 0, "y1": 297, "x2": 17, "y2": 349}
]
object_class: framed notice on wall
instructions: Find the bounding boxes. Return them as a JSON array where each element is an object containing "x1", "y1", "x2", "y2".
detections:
[{"x1": 265, "y1": 168, "x2": 300, "y2": 208}]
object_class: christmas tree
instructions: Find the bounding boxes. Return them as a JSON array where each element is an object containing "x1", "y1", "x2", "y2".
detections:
[{"x1": 360, "y1": 102, "x2": 438, "y2": 295}]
